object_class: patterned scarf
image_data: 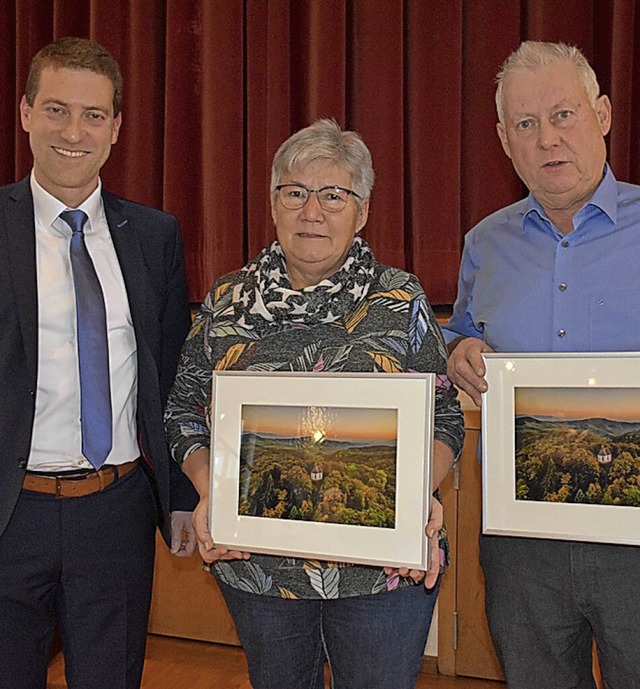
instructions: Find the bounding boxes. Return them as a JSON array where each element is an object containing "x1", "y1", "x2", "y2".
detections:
[{"x1": 232, "y1": 236, "x2": 376, "y2": 332}]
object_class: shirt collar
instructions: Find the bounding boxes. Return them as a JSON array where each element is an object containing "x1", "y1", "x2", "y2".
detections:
[
  {"x1": 521, "y1": 164, "x2": 617, "y2": 233},
  {"x1": 31, "y1": 172, "x2": 104, "y2": 235}
]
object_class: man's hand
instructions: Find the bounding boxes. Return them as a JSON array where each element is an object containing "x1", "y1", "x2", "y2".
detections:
[
  {"x1": 169, "y1": 510, "x2": 197, "y2": 557},
  {"x1": 447, "y1": 337, "x2": 494, "y2": 406}
]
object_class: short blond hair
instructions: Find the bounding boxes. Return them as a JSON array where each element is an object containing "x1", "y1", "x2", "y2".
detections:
[{"x1": 495, "y1": 41, "x2": 600, "y2": 123}]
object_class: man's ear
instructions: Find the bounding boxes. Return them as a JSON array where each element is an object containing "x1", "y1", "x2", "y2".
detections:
[
  {"x1": 496, "y1": 122, "x2": 512, "y2": 160},
  {"x1": 111, "y1": 112, "x2": 123, "y2": 145},
  {"x1": 595, "y1": 95, "x2": 612, "y2": 136},
  {"x1": 19, "y1": 96, "x2": 32, "y2": 133}
]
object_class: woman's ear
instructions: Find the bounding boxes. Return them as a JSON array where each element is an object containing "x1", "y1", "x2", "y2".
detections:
[{"x1": 355, "y1": 199, "x2": 370, "y2": 233}]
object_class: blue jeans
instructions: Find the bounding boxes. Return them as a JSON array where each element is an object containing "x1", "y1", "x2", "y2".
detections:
[
  {"x1": 481, "y1": 535, "x2": 640, "y2": 689},
  {"x1": 218, "y1": 579, "x2": 440, "y2": 689}
]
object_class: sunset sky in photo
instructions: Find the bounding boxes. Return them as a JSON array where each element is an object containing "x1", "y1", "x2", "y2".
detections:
[
  {"x1": 515, "y1": 387, "x2": 640, "y2": 422},
  {"x1": 241, "y1": 404, "x2": 398, "y2": 443}
]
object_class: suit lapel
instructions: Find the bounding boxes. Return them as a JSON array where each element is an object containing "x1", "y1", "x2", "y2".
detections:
[
  {"x1": 103, "y1": 192, "x2": 153, "y2": 337},
  {"x1": 3, "y1": 179, "x2": 39, "y2": 379},
  {"x1": 103, "y1": 192, "x2": 161, "y2": 471}
]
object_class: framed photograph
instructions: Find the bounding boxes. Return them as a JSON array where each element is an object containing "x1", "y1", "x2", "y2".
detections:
[
  {"x1": 209, "y1": 371, "x2": 435, "y2": 569},
  {"x1": 482, "y1": 352, "x2": 640, "y2": 545}
]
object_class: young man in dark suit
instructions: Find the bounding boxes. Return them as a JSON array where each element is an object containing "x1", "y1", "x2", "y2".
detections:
[{"x1": 0, "y1": 37, "x2": 196, "y2": 689}]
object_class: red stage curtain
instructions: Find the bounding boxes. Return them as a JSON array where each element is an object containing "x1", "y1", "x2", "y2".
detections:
[{"x1": 3, "y1": 0, "x2": 639, "y2": 305}]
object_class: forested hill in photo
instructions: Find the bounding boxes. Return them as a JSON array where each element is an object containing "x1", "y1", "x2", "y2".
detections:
[
  {"x1": 239, "y1": 432, "x2": 397, "y2": 528},
  {"x1": 515, "y1": 415, "x2": 640, "y2": 506}
]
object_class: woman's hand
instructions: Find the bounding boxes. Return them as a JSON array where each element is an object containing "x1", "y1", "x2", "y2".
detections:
[
  {"x1": 182, "y1": 448, "x2": 250, "y2": 564},
  {"x1": 383, "y1": 497, "x2": 444, "y2": 589},
  {"x1": 192, "y1": 494, "x2": 250, "y2": 564},
  {"x1": 422, "y1": 496, "x2": 444, "y2": 589}
]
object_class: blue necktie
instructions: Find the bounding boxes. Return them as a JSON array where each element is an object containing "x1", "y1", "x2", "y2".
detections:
[{"x1": 61, "y1": 209, "x2": 113, "y2": 469}]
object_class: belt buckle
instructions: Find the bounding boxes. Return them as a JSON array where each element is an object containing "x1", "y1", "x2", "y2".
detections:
[
  {"x1": 99, "y1": 467, "x2": 112, "y2": 490},
  {"x1": 55, "y1": 476, "x2": 64, "y2": 499}
]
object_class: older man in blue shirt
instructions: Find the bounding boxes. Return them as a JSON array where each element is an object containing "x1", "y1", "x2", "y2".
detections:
[{"x1": 444, "y1": 41, "x2": 640, "y2": 689}]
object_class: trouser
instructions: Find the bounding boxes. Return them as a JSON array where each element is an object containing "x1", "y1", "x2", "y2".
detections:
[
  {"x1": 218, "y1": 579, "x2": 440, "y2": 689},
  {"x1": 480, "y1": 534, "x2": 640, "y2": 689},
  {"x1": 0, "y1": 467, "x2": 157, "y2": 689}
]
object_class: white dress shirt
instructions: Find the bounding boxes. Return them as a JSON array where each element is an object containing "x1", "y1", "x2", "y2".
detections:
[{"x1": 28, "y1": 174, "x2": 139, "y2": 471}]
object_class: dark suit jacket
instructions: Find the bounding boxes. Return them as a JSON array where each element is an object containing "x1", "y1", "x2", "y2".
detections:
[{"x1": 0, "y1": 176, "x2": 197, "y2": 544}]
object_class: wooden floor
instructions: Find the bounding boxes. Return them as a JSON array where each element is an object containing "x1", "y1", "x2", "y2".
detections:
[{"x1": 48, "y1": 634, "x2": 505, "y2": 688}]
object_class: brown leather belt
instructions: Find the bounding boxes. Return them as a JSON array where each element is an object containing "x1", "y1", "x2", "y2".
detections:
[{"x1": 22, "y1": 459, "x2": 140, "y2": 499}]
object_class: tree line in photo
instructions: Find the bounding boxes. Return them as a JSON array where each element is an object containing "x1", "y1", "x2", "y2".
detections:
[
  {"x1": 515, "y1": 416, "x2": 640, "y2": 506},
  {"x1": 239, "y1": 434, "x2": 397, "y2": 527}
]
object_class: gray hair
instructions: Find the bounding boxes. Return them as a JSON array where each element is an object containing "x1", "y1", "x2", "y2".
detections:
[
  {"x1": 270, "y1": 119, "x2": 375, "y2": 202},
  {"x1": 495, "y1": 41, "x2": 600, "y2": 123}
]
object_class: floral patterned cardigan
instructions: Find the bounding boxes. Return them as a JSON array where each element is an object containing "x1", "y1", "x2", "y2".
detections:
[{"x1": 165, "y1": 252, "x2": 464, "y2": 600}]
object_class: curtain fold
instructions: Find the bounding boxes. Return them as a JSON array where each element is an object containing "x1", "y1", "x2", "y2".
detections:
[{"x1": 3, "y1": 0, "x2": 639, "y2": 304}]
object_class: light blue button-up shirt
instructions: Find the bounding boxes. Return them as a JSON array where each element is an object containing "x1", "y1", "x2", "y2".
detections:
[{"x1": 442, "y1": 166, "x2": 640, "y2": 353}]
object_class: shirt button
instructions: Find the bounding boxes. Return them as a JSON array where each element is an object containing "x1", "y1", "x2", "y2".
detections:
[
  {"x1": 559, "y1": 283, "x2": 567, "y2": 291},
  {"x1": 561, "y1": 240, "x2": 569, "y2": 247},
  {"x1": 558, "y1": 329, "x2": 566, "y2": 338}
]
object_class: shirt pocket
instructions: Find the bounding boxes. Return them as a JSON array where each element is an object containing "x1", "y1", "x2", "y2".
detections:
[{"x1": 589, "y1": 289, "x2": 640, "y2": 351}]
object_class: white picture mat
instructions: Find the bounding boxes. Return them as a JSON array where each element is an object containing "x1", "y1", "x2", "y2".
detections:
[
  {"x1": 482, "y1": 352, "x2": 640, "y2": 545},
  {"x1": 209, "y1": 371, "x2": 434, "y2": 568}
]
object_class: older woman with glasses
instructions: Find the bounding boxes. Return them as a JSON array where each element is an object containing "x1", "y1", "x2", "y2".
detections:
[{"x1": 165, "y1": 119, "x2": 464, "y2": 689}]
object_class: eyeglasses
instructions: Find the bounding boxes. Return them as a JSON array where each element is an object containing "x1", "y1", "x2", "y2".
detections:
[{"x1": 275, "y1": 183, "x2": 362, "y2": 212}]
